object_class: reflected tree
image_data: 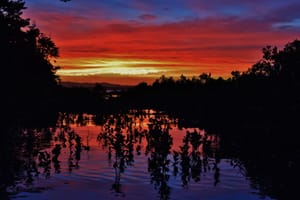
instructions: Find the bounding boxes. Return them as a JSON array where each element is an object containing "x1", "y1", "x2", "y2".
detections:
[
  {"x1": 97, "y1": 111, "x2": 221, "y2": 199},
  {"x1": 97, "y1": 114, "x2": 140, "y2": 197},
  {"x1": 0, "y1": 112, "x2": 87, "y2": 198},
  {"x1": 146, "y1": 118, "x2": 173, "y2": 200},
  {"x1": 0, "y1": 128, "x2": 55, "y2": 194},
  {"x1": 177, "y1": 129, "x2": 219, "y2": 188},
  {"x1": 52, "y1": 144, "x2": 62, "y2": 173}
]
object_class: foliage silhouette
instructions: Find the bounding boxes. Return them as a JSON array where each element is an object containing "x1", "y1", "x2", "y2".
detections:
[
  {"x1": 115, "y1": 40, "x2": 300, "y2": 133},
  {"x1": 97, "y1": 113, "x2": 140, "y2": 197},
  {"x1": 110, "y1": 40, "x2": 300, "y2": 199},
  {"x1": 0, "y1": 112, "x2": 90, "y2": 198},
  {"x1": 1, "y1": 0, "x2": 63, "y2": 122},
  {"x1": 146, "y1": 117, "x2": 173, "y2": 200},
  {"x1": 1, "y1": 1, "x2": 299, "y2": 198},
  {"x1": 1, "y1": 109, "x2": 298, "y2": 200},
  {"x1": 96, "y1": 111, "x2": 220, "y2": 199}
]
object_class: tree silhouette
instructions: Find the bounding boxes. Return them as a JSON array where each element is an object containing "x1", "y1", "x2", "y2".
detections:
[
  {"x1": 272, "y1": 40, "x2": 300, "y2": 85},
  {"x1": 1, "y1": 0, "x2": 60, "y2": 110}
]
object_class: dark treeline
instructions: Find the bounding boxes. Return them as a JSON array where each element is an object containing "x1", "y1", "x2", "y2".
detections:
[
  {"x1": 119, "y1": 40, "x2": 300, "y2": 131},
  {"x1": 0, "y1": 2, "x2": 102, "y2": 196},
  {"x1": 1, "y1": 0, "x2": 59, "y2": 110},
  {"x1": 1, "y1": 0, "x2": 105, "y2": 126},
  {"x1": 3, "y1": 0, "x2": 299, "y2": 130},
  {"x1": 1, "y1": 0, "x2": 62, "y2": 118},
  {"x1": 117, "y1": 39, "x2": 300, "y2": 155},
  {"x1": 2, "y1": 0, "x2": 299, "y2": 145},
  {"x1": 116, "y1": 41, "x2": 300, "y2": 199},
  {"x1": 1, "y1": 1, "x2": 299, "y2": 199}
]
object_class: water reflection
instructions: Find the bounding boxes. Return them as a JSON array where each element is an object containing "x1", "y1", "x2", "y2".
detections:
[
  {"x1": 0, "y1": 113, "x2": 93, "y2": 198},
  {"x1": 146, "y1": 117, "x2": 173, "y2": 200},
  {"x1": 0, "y1": 127, "x2": 55, "y2": 196},
  {"x1": 1, "y1": 110, "x2": 296, "y2": 199},
  {"x1": 177, "y1": 129, "x2": 220, "y2": 188},
  {"x1": 97, "y1": 114, "x2": 137, "y2": 196},
  {"x1": 96, "y1": 111, "x2": 220, "y2": 199}
]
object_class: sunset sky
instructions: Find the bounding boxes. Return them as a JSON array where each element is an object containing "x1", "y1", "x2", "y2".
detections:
[{"x1": 24, "y1": 0, "x2": 300, "y2": 85}]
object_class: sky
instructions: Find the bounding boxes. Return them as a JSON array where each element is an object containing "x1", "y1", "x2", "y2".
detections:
[{"x1": 24, "y1": 0, "x2": 300, "y2": 85}]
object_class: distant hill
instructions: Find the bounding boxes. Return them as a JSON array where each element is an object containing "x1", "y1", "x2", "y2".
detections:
[{"x1": 60, "y1": 82, "x2": 133, "y2": 90}]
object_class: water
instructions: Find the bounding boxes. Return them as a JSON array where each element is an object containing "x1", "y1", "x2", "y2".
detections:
[{"x1": 1, "y1": 110, "x2": 277, "y2": 199}]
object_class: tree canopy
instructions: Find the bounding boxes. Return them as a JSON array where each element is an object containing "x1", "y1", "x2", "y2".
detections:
[{"x1": 1, "y1": 0, "x2": 60, "y2": 108}]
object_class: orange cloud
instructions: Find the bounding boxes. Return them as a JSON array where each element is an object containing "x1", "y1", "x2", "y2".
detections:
[{"x1": 25, "y1": 7, "x2": 300, "y2": 85}]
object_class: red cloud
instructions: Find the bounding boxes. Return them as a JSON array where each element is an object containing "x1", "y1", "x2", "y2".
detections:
[{"x1": 24, "y1": 7, "x2": 300, "y2": 84}]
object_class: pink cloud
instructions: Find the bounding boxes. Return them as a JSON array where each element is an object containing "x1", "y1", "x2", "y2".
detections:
[{"x1": 24, "y1": 6, "x2": 300, "y2": 83}]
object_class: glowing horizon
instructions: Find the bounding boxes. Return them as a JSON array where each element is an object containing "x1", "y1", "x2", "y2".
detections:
[{"x1": 24, "y1": 0, "x2": 300, "y2": 85}]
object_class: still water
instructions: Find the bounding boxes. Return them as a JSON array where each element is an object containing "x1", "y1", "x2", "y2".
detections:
[{"x1": 3, "y1": 110, "x2": 273, "y2": 200}]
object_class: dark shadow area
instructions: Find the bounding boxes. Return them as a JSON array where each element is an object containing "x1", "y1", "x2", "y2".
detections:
[
  {"x1": 0, "y1": 112, "x2": 89, "y2": 199},
  {"x1": 1, "y1": 109, "x2": 298, "y2": 200},
  {"x1": 109, "y1": 40, "x2": 300, "y2": 200},
  {"x1": 219, "y1": 123, "x2": 299, "y2": 200},
  {"x1": 1, "y1": 1, "x2": 299, "y2": 199}
]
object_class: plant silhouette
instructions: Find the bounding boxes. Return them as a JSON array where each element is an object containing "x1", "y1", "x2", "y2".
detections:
[
  {"x1": 1, "y1": 0, "x2": 60, "y2": 113},
  {"x1": 146, "y1": 117, "x2": 173, "y2": 200}
]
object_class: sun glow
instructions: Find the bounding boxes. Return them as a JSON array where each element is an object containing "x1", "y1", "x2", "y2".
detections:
[
  {"x1": 57, "y1": 58, "x2": 170, "y2": 76},
  {"x1": 57, "y1": 67, "x2": 164, "y2": 76}
]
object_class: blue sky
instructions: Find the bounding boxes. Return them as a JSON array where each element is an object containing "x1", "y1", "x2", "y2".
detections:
[{"x1": 23, "y1": 0, "x2": 300, "y2": 84}]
